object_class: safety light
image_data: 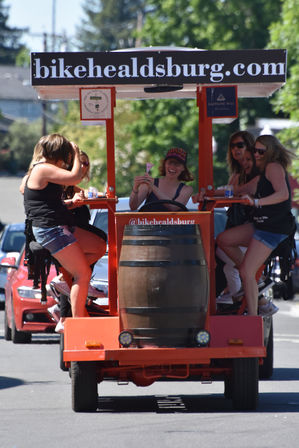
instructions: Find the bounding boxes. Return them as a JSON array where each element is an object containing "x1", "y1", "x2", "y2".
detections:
[
  {"x1": 119, "y1": 331, "x2": 134, "y2": 348},
  {"x1": 195, "y1": 330, "x2": 210, "y2": 347}
]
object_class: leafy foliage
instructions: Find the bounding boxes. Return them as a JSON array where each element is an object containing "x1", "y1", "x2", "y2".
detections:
[
  {"x1": 53, "y1": 100, "x2": 141, "y2": 195},
  {"x1": 1, "y1": 120, "x2": 42, "y2": 173},
  {"x1": 0, "y1": 0, "x2": 26, "y2": 64},
  {"x1": 131, "y1": 0, "x2": 283, "y2": 187},
  {"x1": 76, "y1": 0, "x2": 146, "y2": 51},
  {"x1": 268, "y1": 0, "x2": 299, "y2": 197}
]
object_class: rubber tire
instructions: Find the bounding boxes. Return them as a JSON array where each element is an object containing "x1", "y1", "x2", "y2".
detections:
[
  {"x1": 71, "y1": 361, "x2": 98, "y2": 412},
  {"x1": 4, "y1": 305, "x2": 12, "y2": 341},
  {"x1": 259, "y1": 322, "x2": 273, "y2": 379},
  {"x1": 232, "y1": 358, "x2": 259, "y2": 411},
  {"x1": 11, "y1": 306, "x2": 32, "y2": 344},
  {"x1": 59, "y1": 334, "x2": 68, "y2": 372},
  {"x1": 224, "y1": 377, "x2": 233, "y2": 399}
]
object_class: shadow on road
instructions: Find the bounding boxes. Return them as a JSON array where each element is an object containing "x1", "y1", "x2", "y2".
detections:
[
  {"x1": 271, "y1": 367, "x2": 299, "y2": 381},
  {"x1": 97, "y1": 389, "x2": 299, "y2": 414},
  {"x1": 0, "y1": 376, "x2": 24, "y2": 390}
]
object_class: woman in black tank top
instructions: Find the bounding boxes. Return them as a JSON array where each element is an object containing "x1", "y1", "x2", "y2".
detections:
[
  {"x1": 23, "y1": 134, "x2": 106, "y2": 319},
  {"x1": 129, "y1": 147, "x2": 193, "y2": 211},
  {"x1": 217, "y1": 135, "x2": 295, "y2": 316}
]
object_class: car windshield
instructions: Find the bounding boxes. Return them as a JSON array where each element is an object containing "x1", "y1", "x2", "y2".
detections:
[{"x1": 2, "y1": 230, "x2": 25, "y2": 253}]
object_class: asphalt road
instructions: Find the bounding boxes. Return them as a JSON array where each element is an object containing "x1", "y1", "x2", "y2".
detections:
[
  {"x1": 0, "y1": 297, "x2": 299, "y2": 448},
  {"x1": 0, "y1": 175, "x2": 298, "y2": 447},
  {"x1": 0, "y1": 174, "x2": 26, "y2": 225}
]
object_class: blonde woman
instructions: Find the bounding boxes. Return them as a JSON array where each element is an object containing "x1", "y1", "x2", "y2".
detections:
[
  {"x1": 23, "y1": 134, "x2": 106, "y2": 319},
  {"x1": 217, "y1": 135, "x2": 295, "y2": 316}
]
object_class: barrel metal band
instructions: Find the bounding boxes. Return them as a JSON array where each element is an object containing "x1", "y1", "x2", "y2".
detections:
[
  {"x1": 121, "y1": 306, "x2": 205, "y2": 315},
  {"x1": 122, "y1": 238, "x2": 200, "y2": 246},
  {"x1": 119, "y1": 259, "x2": 206, "y2": 267}
]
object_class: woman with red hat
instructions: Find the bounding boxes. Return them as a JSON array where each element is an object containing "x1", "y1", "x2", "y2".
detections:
[{"x1": 129, "y1": 147, "x2": 193, "y2": 211}]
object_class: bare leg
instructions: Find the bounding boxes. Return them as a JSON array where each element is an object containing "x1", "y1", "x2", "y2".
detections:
[
  {"x1": 53, "y1": 242, "x2": 91, "y2": 317},
  {"x1": 239, "y1": 239, "x2": 273, "y2": 315},
  {"x1": 73, "y1": 227, "x2": 106, "y2": 265},
  {"x1": 216, "y1": 223, "x2": 254, "y2": 267}
]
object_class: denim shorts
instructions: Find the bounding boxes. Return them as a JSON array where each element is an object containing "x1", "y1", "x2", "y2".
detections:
[
  {"x1": 253, "y1": 228, "x2": 288, "y2": 250},
  {"x1": 32, "y1": 225, "x2": 76, "y2": 255}
]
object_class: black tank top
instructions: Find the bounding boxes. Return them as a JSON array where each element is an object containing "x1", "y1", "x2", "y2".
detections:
[
  {"x1": 253, "y1": 172, "x2": 293, "y2": 234},
  {"x1": 24, "y1": 172, "x2": 73, "y2": 228},
  {"x1": 144, "y1": 178, "x2": 185, "y2": 211}
]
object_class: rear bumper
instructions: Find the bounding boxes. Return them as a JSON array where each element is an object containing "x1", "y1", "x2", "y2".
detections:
[{"x1": 64, "y1": 315, "x2": 266, "y2": 363}]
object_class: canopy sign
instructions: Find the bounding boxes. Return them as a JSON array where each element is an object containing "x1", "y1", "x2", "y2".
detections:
[{"x1": 31, "y1": 49, "x2": 286, "y2": 86}]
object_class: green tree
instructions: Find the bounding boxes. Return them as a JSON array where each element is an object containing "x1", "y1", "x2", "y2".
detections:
[
  {"x1": 0, "y1": 0, "x2": 26, "y2": 64},
  {"x1": 130, "y1": 0, "x2": 283, "y2": 187},
  {"x1": 76, "y1": 0, "x2": 146, "y2": 50},
  {"x1": 268, "y1": 0, "x2": 299, "y2": 198},
  {"x1": 53, "y1": 100, "x2": 141, "y2": 196},
  {"x1": 2, "y1": 120, "x2": 43, "y2": 172}
]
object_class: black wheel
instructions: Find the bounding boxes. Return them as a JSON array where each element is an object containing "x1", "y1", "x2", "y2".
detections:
[
  {"x1": 232, "y1": 358, "x2": 259, "y2": 411},
  {"x1": 284, "y1": 277, "x2": 294, "y2": 300},
  {"x1": 138, "y1": 199, "x2": 188, "y2": 212},
  {"x1": 259, "y1": 321, "x2": 273, "y2": 379},
  {"x1": 71, "y1": 361, "x2": 98, "y2": 412},
  {"x1": 4, "y1": 305, "x2": 11, "y2": 341},
  {"x1": 11, "y1": 306, "x2": 31, "y2": 344},
  {"x1": 59, "y1": 334, "x2": 68, "y2": 372},
  {"x1": 224, "y1": 376, "x2": 233, "y2": 399}
]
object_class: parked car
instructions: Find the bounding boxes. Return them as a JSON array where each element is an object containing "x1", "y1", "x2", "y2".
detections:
[
  {"x1": 2, "y1": 248, "x2": 57, "y2": 343},
  {"x1": 0, "y1": 223, "x2": 25, "y2": 307}
]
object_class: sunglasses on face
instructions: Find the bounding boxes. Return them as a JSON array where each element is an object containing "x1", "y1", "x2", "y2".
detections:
[
  {"x1": 81, "y1": 161, "x2": 89, "y2": 167},
  {"x1": 230, "y1": 142, "x2": 245, "y2": 149},
  {"x1": 253, "y1": 147, "x2": 267, "y2": 155}
]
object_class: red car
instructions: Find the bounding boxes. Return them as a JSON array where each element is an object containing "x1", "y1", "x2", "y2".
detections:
[{"x1": 2, "y1": 247, "x2": 57, "y2": 343}]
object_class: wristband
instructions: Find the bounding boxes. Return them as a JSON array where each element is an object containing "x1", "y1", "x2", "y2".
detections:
[{"x1": 254, "y1": 198, "x2": 259, "y2": 207}]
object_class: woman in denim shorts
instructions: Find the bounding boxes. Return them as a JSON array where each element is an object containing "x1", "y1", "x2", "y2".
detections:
[
  {"x1": 23, "y1": 134, "x2": 106, "y2": 318},
  {"x1": 217, "y1": 134, "x2": 295, "y2": 316}
]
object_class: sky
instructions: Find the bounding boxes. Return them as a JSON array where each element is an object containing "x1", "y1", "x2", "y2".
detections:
[{"x1": 5, "y1": 0, "x2": 85, "y2": 52}]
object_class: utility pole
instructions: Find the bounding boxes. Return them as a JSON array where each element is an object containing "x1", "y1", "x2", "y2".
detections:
[
  {"x1": 42, "y1": 33, "x2": 48, "y2": 136},
  {"x1": 52, "y1": 0, "x2": 56, "y2": 51}
]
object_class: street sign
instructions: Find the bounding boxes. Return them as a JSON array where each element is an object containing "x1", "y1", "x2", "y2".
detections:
[
  {"x1": 206, "y1": 86, "x2": 237, "y2": 119},
  {"x1": 80, "y1": 87, "x2": 113, "y2": 122}
]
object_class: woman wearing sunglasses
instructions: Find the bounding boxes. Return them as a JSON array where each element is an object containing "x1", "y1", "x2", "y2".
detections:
[{"x1": 217, "y1": 134, "x2": 295, "y2": 316}]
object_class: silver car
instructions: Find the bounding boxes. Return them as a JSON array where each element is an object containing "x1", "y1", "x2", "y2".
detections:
[{"x1": 0, "y1": 222, "x2": 25, "y2": 306}]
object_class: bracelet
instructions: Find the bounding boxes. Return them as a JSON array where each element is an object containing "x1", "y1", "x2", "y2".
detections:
[{"x1": 254, "y1": 198, "x2": 259, "y2": 207}]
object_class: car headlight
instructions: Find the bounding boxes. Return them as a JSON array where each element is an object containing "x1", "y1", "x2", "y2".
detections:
[{"x1": 17, "y1": 286, "x2": 43, "y2": 299}]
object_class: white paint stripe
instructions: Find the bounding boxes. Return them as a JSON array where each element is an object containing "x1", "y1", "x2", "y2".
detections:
[{"x1": 274, "y1": 338, "x2": 299, "y2": 344}]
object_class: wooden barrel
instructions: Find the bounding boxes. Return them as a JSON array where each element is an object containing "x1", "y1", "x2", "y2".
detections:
[{"x1": 118, "y1": 224, "x2": 209, "y2": 347}]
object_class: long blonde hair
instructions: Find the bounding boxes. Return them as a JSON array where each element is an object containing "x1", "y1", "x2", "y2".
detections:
[{"x1": 255, "y1": 135, "x2": 294, "y2": 170}]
